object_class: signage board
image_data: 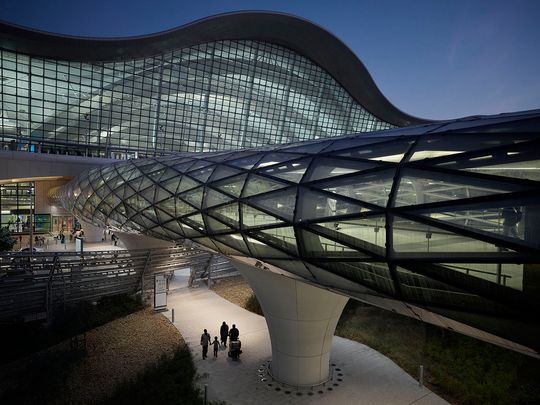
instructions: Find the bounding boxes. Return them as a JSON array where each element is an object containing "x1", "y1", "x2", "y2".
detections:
[{"x1": 154, "y1": 273, "x2": 167, "y2": 309}]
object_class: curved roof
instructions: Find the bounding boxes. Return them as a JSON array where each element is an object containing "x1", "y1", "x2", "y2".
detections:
[
  {"x1": 60, "y1": 110, "x2": 540, "y2": 356},
  {"x1": 0, "y1": 11, "x2": 429, "y2": 127}
]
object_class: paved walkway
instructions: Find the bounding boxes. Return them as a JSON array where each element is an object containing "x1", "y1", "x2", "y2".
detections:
[{"x1": 164, "y1": 282, "x2": 449, "y2": 405}]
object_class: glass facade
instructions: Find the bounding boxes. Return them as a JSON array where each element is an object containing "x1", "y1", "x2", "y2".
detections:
[
  {"x1": 61, "y1": 111, "x2": 540, "y2": 315},
  {"x1": 0, "y1": 41, "x2": 393, "y2": 158},
  {"x1": 0, "y1": 182, "x2": 35, "y2": 233}
]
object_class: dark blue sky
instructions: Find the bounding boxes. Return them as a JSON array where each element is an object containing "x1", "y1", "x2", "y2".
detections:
[{"x1": 2, "y1": 0, "x2": 539, "y2": 120}]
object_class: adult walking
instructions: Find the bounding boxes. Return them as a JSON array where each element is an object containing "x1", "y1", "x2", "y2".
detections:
[
  {"x1": 200, "y1": 329, "x2": 211, "y2": 359},
  {"x1": 229, "y1": 324, "x2": 239, "y2": 341},
  {"x1": 220, "y1": 321, "x2": 229, "y2": 347}
]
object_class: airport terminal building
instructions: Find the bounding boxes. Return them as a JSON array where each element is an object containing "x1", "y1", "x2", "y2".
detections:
[{"x1": 1, "y1": 12, "x2": 539, "y2": 386}]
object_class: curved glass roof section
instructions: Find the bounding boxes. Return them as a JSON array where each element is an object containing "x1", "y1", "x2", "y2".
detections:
[
  {"x1": 59, "y1": 110, "x2": 540, "y2": 355},
  {"x1": 0, "y1": 40, "x2": 394, "y2": 157}
]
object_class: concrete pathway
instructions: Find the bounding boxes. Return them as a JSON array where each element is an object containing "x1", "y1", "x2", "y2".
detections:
[{"x1": 164, "y1": 283, "x2": 449, "y2": 405}]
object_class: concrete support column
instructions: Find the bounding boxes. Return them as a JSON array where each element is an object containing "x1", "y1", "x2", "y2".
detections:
[
  {"x1": 232, "y1": 260, "x2": 348, "y2": 387},
  {"x1": 78, "y1": 219, "x2": 103, "y2": 242}
]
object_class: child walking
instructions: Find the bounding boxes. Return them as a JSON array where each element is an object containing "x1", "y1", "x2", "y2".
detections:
[{"x1": 212, "y1": 336, "x2": 220, "y2": 358}]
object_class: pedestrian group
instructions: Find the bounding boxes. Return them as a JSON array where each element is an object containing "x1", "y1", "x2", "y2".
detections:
[{"x1": 200, "y1": 321, "x2": 240, "y2": 359}]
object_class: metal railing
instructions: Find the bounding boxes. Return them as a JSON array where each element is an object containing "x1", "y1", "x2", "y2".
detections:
[{"x1": 0, "y1": 246, "x2": 237, "y2": 322}]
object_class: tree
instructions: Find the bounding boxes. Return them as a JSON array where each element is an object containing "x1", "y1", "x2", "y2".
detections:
[{"x1": 0, "y1": 227, "x2": 16, "y2": 252}]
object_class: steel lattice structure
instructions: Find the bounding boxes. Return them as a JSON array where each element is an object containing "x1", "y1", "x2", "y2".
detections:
[{"x1": 60, "y1": 110, "x2": 540, "y2": 355}]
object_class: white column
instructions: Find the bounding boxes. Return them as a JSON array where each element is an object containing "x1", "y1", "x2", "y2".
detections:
[{"x1": 231, "y1": 259, "x2": 348, "y2": 387}]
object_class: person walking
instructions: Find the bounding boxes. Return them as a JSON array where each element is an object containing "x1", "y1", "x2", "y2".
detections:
[
  {"x1": 212, "y1": 336, "x2": 220, "y2": 358},
  {"x1": 502, "y1": 206, "x2": 522, "y2": 238},
  {"x1": 200, "y1": 329, "x2": 211, "y2": 359},
  {"x1": 220, "y1": 321, "x2": 229, "y2": 347},
  {"x1": 229, "y1": 324, "x2": 239, "y2": 341}
]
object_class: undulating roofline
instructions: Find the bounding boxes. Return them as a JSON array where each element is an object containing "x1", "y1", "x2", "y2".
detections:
[{"x1": 0, "y1": 11, "x2": 429, "y2": 127}]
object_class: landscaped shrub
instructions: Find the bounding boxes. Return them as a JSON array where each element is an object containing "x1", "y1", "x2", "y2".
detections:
[
  {"x1": 0, "y1": 293, "x2": 144, "y2": 364},
  {"x1": 335, "y1": 299, "x2": 539, "y2": 405},
  {"x1": 245, "y1": 293, "x2": 263, "y2": 315},
  {"x1": 100, "y1": 344, "x2": 206, "y2": 405},
  {"x1": 426, "y1": 331, "x2": 519, "y2": 405}
]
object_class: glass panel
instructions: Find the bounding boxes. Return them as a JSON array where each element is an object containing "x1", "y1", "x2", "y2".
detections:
[
  {"x1": 297, "y1": 188, "x2": 371, "y2": 221},
  {"x1": 209, "y1": 165, "x2": 243, "y2": 182},
  {"x1": 281, "y1": 140, "x2": 333, "y2": 154},
  {"x1": 176, "y1": 222, "x2": 202, "y2": 237},
  {"x1": 177, "y1": 176, "x2": 200, "y2": 193},
  {"x1": 321, "y1": 136, "x2": 395, "y2": 154},
  {"x1": 259, "y1": 158, "x2": 311, "y2": 183},
  {"x1": 179, "y1": 186, "x2": 204, "y2": 209},
  {"x1": 142, "y1": 207, "x2": 159, "y2": 224},
  {"x1": 155, "y1": 207, "x2": 174, "y2": 224},
  {"x1": 228, "y1": 154, "x2": 262, "y2": 169},
  {"x1": 256, "y1": 226, "x2": 298, "y2": 255},
  {"x1": 173, "y1": 160, "x2": 196, "y2": 173},
  {"x1": 322, "y1": 262, "x2": 395, "y2": 294},
  {"x1": 397, "y1": 267, "x2": 486, "y2": 308},
  {"x1": 215, "y1": 233, "x2": 250, "y2": 255},
  {"x1": 396, "y1": 169, "x2": 530, "y2": 207},
  {"x1": 392, "y1": 216, "x2": 511, "y2": 254},
  {"x1": 191, "y1": 237, "x2": 218, "y2": 251},
  {"x1": 409, "y1": 136, "x2": 470, "y2": 162},
  {"x1": 214, "y1": 174, "x2": 248, "y2": 197},
  {"x1": 244, "y1": 235, "x2": 290, "y2": 258},
  {"x1": 439, "y1": 263, "x2": 524, "y2": 291},
  {"x1": 204, "y1": 188, "x2": 233, "y2": 208},
  {"x1": 305, "y1": 157, "x2": 378, "y2": 182},
  {"x1": 314, "y1": 169, "x2": 395, "y2": 208},
  {"x1": 415, "y1": 203, "x2": 538, "y2": 244},
  {"x1": 183, "y1": 213, "x2": 205, "y2": 232},
  {"x1": 241, "y1": 204, "x2": 284, "y2": 228},
  {"x1": 211, "y1": 239, "x2": 246, "y2": 256},
  {"x1": 464, "y1": 160, "x2": 540, "y2": 182},
  {"x1": 95, "y1": 184, "x2": 112, "y2": 199},
  {"x1": 316, "y1": 215, "x2": 386, "y2": 250},
  {"x1": 242, "y1": 174, "x2": 288, "y2": 197},
  {"x1": 140, "y1": 186, "x2": 156, "y2": 203},
  {"x1": 126, "y1": 177, "x2": 144, "y2": 193},
  {"x1": 162, "y1": 219, "x2": 186, "y2": 237},
  {"x1": 155, "y1": 186, "x2": 172, "y2": 203},
  {"x1": 334, "y1": 139, "x2": 413, "y2": 163},
  {"x1": 188, "y1": 165, "x2": 216, "y2": 182},
  {"x1": 155, "y1": 196, "x2": 175, "y2": 215},
  {"x1": 299, "y1": 229, "x2": 369, "y2": 258},
  {"x1": 120, "y1": 185, "x2": 137, "y2": 200},
  {"x1": 124, "y1": 168, "x2": 144, "y2": 182},
  {"x1": 156, "y1": 168, "x2": 180, "y2": 183},
  {"x1": 147, "y1": 226, "x2": 172, "y2": 240},
  {"x1": 175, "y1": 197, "x2": 197, "y2": 217},
  {"x1": 131, "y1": 213, "x2": 155, "y2": 229},
  {"x1": 205, "y1": 216, "x2": 233, "y2": 233},
  {"x1": 208, "y1": 203, "x2": 240, "y2": 227},
  {"x1": 140, "y1": 176, "x2": 160, "y2": 192},
  {"x1": 255, "y1": 152, "x2": 303, "y2": 168},
  {"x1": 189, "y1": 160, "x2": 213, "y2": 171},
  {"x1": 125, "y1": 194, "x2": 151, "y2": 212},
  {"x1": 411, "y1": 133, "x2": 528, "y2": 163},
  {"x1": 248, "y1": 188, "x2": 297, "y2": 221}
]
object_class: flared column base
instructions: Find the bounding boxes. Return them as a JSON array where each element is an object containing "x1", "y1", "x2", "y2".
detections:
[{"x1": 232, "y1": 259, "x2": 348, "y2": 386}]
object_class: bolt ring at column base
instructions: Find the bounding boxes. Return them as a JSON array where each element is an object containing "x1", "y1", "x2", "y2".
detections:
[{"x1": 263, "y1": 360, "x2": 341, "y2": 390}]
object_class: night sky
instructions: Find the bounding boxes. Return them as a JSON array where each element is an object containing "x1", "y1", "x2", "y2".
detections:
[{"x1": 2, "y1": 0, "x2": 539, "y2": 120}]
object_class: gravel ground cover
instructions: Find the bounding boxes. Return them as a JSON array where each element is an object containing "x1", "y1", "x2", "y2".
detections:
[
  {"x1": 210, "y1": 275, "x2": 254, "y2": 308},
  {"x1": 0, "y1": 308, "x2": 183, "y2": 405}
]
